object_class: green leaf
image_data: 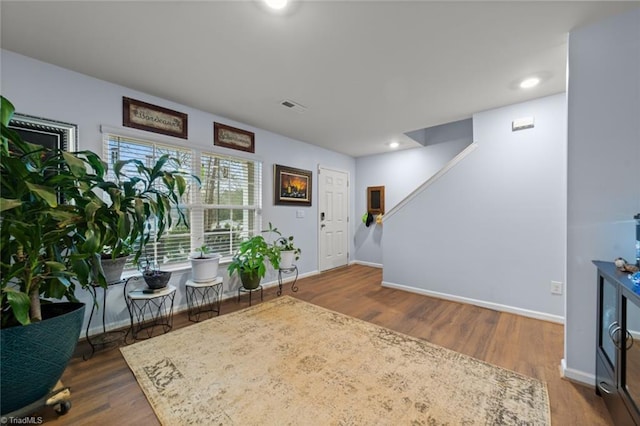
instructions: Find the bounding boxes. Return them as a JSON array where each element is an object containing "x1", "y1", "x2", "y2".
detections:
[
  {"x1": 25, "y1": 182, "x2": 58, "y2": 207},
  {"x1": 44, "y1": 261, "x2": 66, "y2": 271},
  {"x1": 4, "y1": 288, "x2": 31, "y2": 326},
  {"x1": 0, "y1": 198, "x2": 21, "y2": 212},
  {"x1": 62, "y1": 152, "x2": 87, "y2": 177},
  {"x1": 175, "y1": 175, "x2": 187, "y2": 195},
  {"x1": 80, "y1": 151, "x2": 107, "y2": 177},
  {"x1": 152, "y1": 155, "x2": 169, "y2": 177},
  {"x1": 82, "y1": 228, "x2": 101, "y2": 254},
  {"x1": 1, "y1": 96, "x2": 15, "y2": 127}
]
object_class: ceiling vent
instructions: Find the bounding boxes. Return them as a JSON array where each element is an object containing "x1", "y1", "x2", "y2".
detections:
[{"x1": 279, "y1": 99, "x2": 307, "y2": 113}]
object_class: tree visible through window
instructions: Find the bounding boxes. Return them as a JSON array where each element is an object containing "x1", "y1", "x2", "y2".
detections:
[{"x1": 198, "y1": 152, "x2": 261, "y2": 257}]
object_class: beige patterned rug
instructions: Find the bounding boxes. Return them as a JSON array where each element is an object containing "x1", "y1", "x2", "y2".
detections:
[{"x1": 120, "y1": 296, "x2": 550, "y2": 425}]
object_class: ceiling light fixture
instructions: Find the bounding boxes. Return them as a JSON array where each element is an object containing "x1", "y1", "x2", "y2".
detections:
[
  {"x1": 389, "y1": 142, "x2": 399, "y2": 149},
  {"x1": 264, "y1": 0, "x2": 288, "y2": 10},
  {"x1": 519, "y1": 77, "x2": 540, "y2": 89}
]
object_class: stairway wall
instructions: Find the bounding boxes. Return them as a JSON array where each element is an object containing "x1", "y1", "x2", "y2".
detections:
[
  {"x1": 354, "y1": 137, "x2": 471, "y2": 266},
  {"x1": 382, "y1": 93, "x2": 567, "y2": 320}
]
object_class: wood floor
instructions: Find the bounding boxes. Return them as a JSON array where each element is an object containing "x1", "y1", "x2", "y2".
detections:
[{"x1": 35, "y1": 264, "x2": 612, "y2": 425}]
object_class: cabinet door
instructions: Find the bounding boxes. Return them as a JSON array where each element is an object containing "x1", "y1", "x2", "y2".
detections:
[
  {"x1": 622, "y1": 291, "x2": 640, "y2": 422},
  {"x1": 599, "y1": 277, "x2": 619, "y2": 369}
]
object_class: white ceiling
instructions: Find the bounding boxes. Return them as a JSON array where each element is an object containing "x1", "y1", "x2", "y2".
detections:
[{"x1": 1, "y1": 1, "x2": 637, "y2": 157}]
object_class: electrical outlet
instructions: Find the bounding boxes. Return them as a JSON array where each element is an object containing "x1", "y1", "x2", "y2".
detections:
[{"x1": 551, "y1": 281, "x2": 563, "y2": 295}]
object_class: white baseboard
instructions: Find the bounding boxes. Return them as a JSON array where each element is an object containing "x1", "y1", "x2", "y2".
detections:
[
  {"x1": 381, "y1": 280, "x2": 565, "y2": 324},
  {"x1": 560, "y1": 358, "x2": 594, "y2": 387},
  {"x1": 350, "y1": 260, "x2": 383, "y2": 268}
]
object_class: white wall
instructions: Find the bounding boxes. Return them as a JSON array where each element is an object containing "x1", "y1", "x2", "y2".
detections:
[
  {"x1": 382, "y1": 93, "x2": 567, "y2": 321},
  {"x1": 564, "y1": 8, "x2": 640, "y2": 384},
  {"x1": 354, "y1": 138, "x2": 470, "y2": 266},
  {"x1": 1, "y1": 49, "x2": 356, "y2": 333}
]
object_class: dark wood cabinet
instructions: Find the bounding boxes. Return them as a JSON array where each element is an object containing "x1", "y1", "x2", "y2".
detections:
[{"x1": 594, "y1": 261, "x2": 640, "y2": 425}]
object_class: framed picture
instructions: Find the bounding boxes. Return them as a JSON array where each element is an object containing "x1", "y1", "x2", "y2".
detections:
[
  {"x1": 214, "y1": 122, "x2": 255, "y2": 153},
  {"x1": 9, "y1": 113, "x2": 78, "y2": 204},
  {"x1": 367, "y1": 186, "x2": 385, "y2": 215},
  {"x1": 274, "y1": 164, "x2": 312, "y2": 206},
  {"x1": 9, "y1": 113, "x2": 77, "y2": 152},
  {"x1": 123, "y1": 97, "x2": 188, "y2": 139}
]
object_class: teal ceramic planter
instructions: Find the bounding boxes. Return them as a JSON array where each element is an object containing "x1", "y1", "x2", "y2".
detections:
[{"x1": 1, "y1": 302, "x2": 85, "y2": 415}]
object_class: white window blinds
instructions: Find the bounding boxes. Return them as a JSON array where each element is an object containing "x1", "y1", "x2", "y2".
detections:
[
  {"x1": 103, "y1": 132, "x2": 262, "y2": 268},
  {"x1": 104, "y1": 134, "x2": 193, "y2": 268},
  {"x1": 195, "y1": 152, "x2": 262, "y2": 257}
]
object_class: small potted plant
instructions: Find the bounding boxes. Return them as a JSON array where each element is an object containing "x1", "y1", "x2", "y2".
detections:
[
  {"x1": 96, "y1": 240, "x2": 134, "y2": 284},
  {"x1": 275, "y1": 235, "x2": 301, "y2": 269},
  {"x1": 189, "y1": 245, "x2": 221, "y2": 283},
  {"x1": 227, "y1": 235, "x2": 280, "y2": 290}
]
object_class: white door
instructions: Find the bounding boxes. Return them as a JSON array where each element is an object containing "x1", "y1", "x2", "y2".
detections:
[{"x1": 318, "y1": 166, "x2": 349, "y2": 271}]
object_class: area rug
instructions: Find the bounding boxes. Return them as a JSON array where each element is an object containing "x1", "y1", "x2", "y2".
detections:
[{"x1": 120, "y1": 296, "x2": 550, "y2": 425}]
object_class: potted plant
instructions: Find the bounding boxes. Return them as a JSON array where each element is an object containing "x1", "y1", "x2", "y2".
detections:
[
  {"x1": 95, "y1": 240, "x2": 133, "y2": 285},
  {"x1": 93, "y1": 153, "x2": 197, "y2": 289},
  {"x1": 1, "y1": 96, "x2": 109, "y2": 414},
  {"x1": 275, "y1": 235, "x2": 301, "y2": 269},
  {"x1": 189, "y1": 245, "x2": 221, "y2": 283},
  {"x1": 227, "y1": 234, "x2": 280, "y2": 290}
]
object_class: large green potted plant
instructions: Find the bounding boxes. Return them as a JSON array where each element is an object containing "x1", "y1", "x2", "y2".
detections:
[
  {"x1": 0, "y1": 96, "x2": 109, "y2": 415},
  {"x1": 227, "y1": 233, "x2": 280, "y2": 290},
  {"x1": 91, "y1": 152, "x2": 196, "y2": 288}
]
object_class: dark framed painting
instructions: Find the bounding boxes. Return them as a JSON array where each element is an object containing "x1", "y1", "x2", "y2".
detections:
[
  {"x1": 274, "y1": 164, "x2": 312, "y2": 206},
  {"x1": 123, "y1": 97, "x2": 188, "y2": 139},
  {"x1": 214, "y1": 122, "x2": 255, "y2": 153},
  {"x1": 8, "y1": 113, "x2": 78, "y2": 204},
  {"x1": 9, "y1": 113, "x2": 77, "y2": 152},
  {"x1": 367, "y1": 185, "x2": 385, "y2": 215}
]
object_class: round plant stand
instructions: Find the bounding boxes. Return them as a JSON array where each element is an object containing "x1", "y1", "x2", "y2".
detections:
[
  {"x1": 185, "y1": 277, "x2": 223, "y2": 322},
  {"x1": 237, "y1": 285, "x2": 263, "y2": 306},
  {"x1": 277, "y1": 265, "x2": 299, "y2": 296}
]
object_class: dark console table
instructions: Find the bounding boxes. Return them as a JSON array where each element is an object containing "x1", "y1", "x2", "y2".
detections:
[{"x1": 593, "y1": 260, "x2": 640, "y2": 425}]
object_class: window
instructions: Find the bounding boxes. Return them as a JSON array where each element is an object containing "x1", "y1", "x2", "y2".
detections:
[
  {"x1": 194, "y1": 152, "x2": 262, "y2": 258},
  {"x1": 103, "y1": 133, "x2": 262, "y2": 269}
]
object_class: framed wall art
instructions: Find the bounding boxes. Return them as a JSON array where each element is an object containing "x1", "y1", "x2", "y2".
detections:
[
  {"x1": 214, "y1": 122, "x2": 255, "y2": 153},
  {"x1": 367, "y1": 185, "x2": 385, "y2": 215},
  {"x1": 274, "y1": 164, "x2": 312, "y2": 206},
  {"x1": 9, "y1": 113, "x2": 78, "y2": 204},
  {"x1": 123, "y1": 97, "x2": 188, "y2": 139}
]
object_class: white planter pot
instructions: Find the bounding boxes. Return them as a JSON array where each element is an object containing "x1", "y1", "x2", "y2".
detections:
[
  {"x1": 97, "y1": 255, "x2": 129, "y2": 284},
  {"x1": 279, "y1": 250, "x2": 296, "y2": 269},
  {"x1": 190, "y1": 254, "x2": 221, "y2": 283}
]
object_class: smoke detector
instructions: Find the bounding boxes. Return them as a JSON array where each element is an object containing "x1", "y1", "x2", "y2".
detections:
[{"x1": 279, "y1": 99, "x2": 307, "y2": 113}]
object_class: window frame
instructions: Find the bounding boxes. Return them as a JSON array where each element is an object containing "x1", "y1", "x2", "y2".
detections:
[{"x1": 102, "y1": 129, "x2": 262, "y2": 270}]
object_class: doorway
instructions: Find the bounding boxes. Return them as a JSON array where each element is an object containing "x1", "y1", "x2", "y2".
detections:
[{"x1": 318, "y1": 166, "x2": 349, "y2": 271}]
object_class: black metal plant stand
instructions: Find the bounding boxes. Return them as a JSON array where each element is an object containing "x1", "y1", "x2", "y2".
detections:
[
  {"x1": 84, "y1": 277, "x2": 138, "y2": 360},
  {"x1": 185, "y1": 277, "x2": 223, "y2": 322},
  {"x1": 124, "y1": 278, "x2": 176, "y2": 342},
  {"x1": 237, "y1": 285, "x2": 263, "y2": 306},
  {"x1": 277, "y1": 265, "x2": 299, "y2": 296}
]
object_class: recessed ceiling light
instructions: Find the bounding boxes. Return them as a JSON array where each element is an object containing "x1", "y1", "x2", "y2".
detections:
[
  {"x1": 389, "y1": 142, "x2": 399, "y2": 149},
  {"x1": 519, "y1": 77, "x2": 540, "y2": 89},
  {"x1": 264, "y1": 0, "x2": 288, "y2": 10}
]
